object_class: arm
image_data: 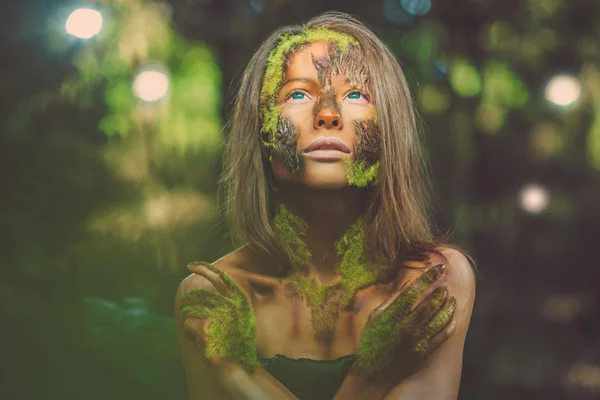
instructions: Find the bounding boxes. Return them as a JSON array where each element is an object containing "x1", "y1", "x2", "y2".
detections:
[
  {"x1": 333, "y1": 248, "x2": 476, "y2": 400},
  {"x1": 382, "y1": 248, "x2": 475, "y2": 399},
  {"x1": 175, "y1": 269, "x2": 300, "y2": 400}
]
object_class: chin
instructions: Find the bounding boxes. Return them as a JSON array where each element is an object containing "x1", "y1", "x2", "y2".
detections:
[{"x1": 300, "y1": 163, "x2": 349, "y2": 189}]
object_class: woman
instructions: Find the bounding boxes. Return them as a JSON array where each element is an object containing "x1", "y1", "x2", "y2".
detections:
[{"x1": 175, "y1": 11, "x2": 476, "y2": 400}]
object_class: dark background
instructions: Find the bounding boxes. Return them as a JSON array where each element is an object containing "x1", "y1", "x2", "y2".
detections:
[{"x1": 1, "y1": 0, "x2": 599, "y2": 399}]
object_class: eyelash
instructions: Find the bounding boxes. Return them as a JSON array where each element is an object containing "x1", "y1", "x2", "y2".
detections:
[
  {"x1": 285, "y1": 90, "x2": 370, "y2": 101},
  {"x1": 286, "y1": 90, "x2": 309, "y2": 100},
  {"x1": 346, "y1": 90, "x2": 369, "y2": 101}
]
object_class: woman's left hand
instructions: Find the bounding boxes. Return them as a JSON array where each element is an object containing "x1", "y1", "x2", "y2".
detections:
[{"x1": 349, "y1": 264, "x2": 456, "y2": 386}]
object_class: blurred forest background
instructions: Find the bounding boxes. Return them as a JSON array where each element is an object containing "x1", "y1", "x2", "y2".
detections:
[{"x1": 1, "y1": 0, "x2": 599, "y2": 399}]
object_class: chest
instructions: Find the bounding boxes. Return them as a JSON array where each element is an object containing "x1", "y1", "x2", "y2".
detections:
[{"x1": 251, "y1": 278, "x2": 400, "y2": 361}]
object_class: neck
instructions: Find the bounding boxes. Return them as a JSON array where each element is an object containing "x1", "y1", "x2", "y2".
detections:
[{"x1": 276, "y1": 183, "x2": 369, "y2": 283}]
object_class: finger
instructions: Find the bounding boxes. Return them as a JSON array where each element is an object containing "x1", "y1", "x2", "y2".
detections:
[
  {"x1": 415, "y1": 313, "x2": 456, "y2": 357},
  {"x1": 368, "y1": 280, "x2": 411, "y2": 321},
  {"x1": 410, "y1": 286, "x2": 448, "y2": 324},
  {"x1": 180, "y1": 288, "x2": 230, "y2": 309},
  {"x1": 398, "y1": 264, "x2": 445, "y2": 315},
  {"x1": 187, "y1": 261, "x2": 232, "y2": 297},
  {"x1": 422, "y1": 296, "x2": 456, "y2": 339}
]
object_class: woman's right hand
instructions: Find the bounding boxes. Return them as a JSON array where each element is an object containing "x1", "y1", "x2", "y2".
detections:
[
  {"x1": 350, "y1": 263, "x2": 457, "y2": 385},
  {"x1": 179, "y1": 261, "x2": 263, "y2": 373}
]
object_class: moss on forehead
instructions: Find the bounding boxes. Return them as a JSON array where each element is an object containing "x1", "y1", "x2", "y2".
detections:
[
  {"x1": 342, "y1": 157, "x2": 380, "y2": 187},
  {"x1": 261, "y1": 28, "x2": 359, "y2": 105},
  {"x1": 259, "y1": 28, "x2": 359, "y2": 147}
]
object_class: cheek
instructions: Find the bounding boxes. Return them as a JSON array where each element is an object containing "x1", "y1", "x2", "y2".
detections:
[
  {"x1": 342, "y1": 104, "x2": 375, "y2": 122},
  {"x1": 282, "y1": 104, "x2": 315, "y2": 127}
]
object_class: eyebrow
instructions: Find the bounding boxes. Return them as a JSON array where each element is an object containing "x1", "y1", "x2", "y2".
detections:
[{"x1": 281, "y1": 77, "x2": 318, "y2": 87}]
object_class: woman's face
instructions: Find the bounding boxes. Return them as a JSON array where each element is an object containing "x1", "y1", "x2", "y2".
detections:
[{"x1": 269, "y1": 41, "x2": 376, "y2": 189}]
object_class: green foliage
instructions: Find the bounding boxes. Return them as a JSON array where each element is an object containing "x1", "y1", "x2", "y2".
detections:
[
  {"x1": 449, "y1": 59, "x2": 482, "y2": 98},
  {"x1": 482, "y1": 60, "x2": 530, "y2": 109},
  {"x1": 51, "y1": 0, "x2": 223, "y2": 156},
  {"x1": 587, "y1": 114, "x2": 600, "y2": 171}
]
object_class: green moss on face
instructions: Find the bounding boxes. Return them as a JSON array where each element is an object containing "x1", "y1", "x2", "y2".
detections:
[
  {"x1": 180, "y1": 262, "x2": 262, "y2": 373},
  {"x1": 260, "y1": 28, "x2": 359, "y2": 149},
  {"x1": 343, "y1": 119, "x2": 381, "y2": 187},
  {"x1": 343, "y1": 157, "x2": 380, "y2": 187}
]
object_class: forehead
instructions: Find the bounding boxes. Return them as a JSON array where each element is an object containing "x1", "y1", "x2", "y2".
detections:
[
  {"x1": 284, "y1": 41, "x2": 365, "y2": 80},
  {"x1": 284, "y1": 42, "x2": 327, "y2": 79}
]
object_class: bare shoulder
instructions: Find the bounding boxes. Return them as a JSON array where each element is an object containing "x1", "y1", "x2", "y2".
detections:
[
  {"x1": 437, "y1": 246, "x2": 476, "y2": 302},
  {"x1": 403, "y1": 246, "x2": 475, "y2": 298}
]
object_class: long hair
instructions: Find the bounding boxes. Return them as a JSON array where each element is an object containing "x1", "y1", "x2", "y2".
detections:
[{"x1": 218, "y1": 11, "x2": 474, "y2": 275}]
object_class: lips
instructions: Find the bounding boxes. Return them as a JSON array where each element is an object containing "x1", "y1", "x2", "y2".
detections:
[{"x1": 303, "y1": 137, "x2": 351, "y2": 153}]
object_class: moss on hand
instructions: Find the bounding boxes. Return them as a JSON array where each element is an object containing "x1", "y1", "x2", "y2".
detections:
[
  {"x1": 352, "y1": 266, "x2": 455, "y2": 382},
  {"x1": 180, "y1": 262, "x2": 262, "y2": 373}
]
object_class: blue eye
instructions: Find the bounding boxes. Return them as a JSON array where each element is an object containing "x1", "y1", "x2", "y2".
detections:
[
  {"x1": 348, "y1": 91, "x2": 362, "y2": 99},
  {"x1": 291, "y1": 92, "x2": 305, "y2": 100}
]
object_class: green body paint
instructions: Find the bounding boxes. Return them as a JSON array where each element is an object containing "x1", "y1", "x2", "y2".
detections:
[{"x1": 180, "y1": 262, "x2": 262, "y2": 373}]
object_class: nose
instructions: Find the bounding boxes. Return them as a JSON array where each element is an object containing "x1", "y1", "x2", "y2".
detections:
[{"x1": 314, "y1": 109, "x2": 343, "y2": 130}]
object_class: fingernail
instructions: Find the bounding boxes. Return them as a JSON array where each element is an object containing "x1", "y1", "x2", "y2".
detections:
[{"x1": 434, "y1": 264, "x2": 445, "y2": 272}]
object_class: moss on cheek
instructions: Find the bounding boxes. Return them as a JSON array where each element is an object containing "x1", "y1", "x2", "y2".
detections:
[
  {"x1": 343, "y1": 119, "x2": 382, "y2": 187},
  {"x1": 259, "y1": 28, "x2": 359, "y2": 149},
  {"x1": 343, "y1": 157, "x2": 380, "y2": 188}
]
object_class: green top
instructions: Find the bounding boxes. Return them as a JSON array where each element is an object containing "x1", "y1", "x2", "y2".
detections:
[{"x1": 261, "y1": 353, "x2": 358, "y2": 400}]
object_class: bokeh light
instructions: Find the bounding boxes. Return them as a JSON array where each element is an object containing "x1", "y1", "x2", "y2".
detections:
[
  {"x1": 449, "y1": 59, "x2": 482, "y2": 98},
  {"x1": 544, "y1": 74, "x2": 581, "y2": 107},
  {"x1": 519, "y1": 183, "x2": 550, "y2": 214},
  {"x1": 65, "y1": 8, "x2": 103, "y2": 39},
  {"x1": 382, "y1": 0, "x2": 414, "y2": 25},
  {"x1": 132, "y1": 68, "x2": 170, "y2": 102},
  {"x1": 248, "y1": 0, "x2": 263, "y2": 13},
  {"x1": 401, "y1": 0, "x2": 432, "y2": 16}
]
